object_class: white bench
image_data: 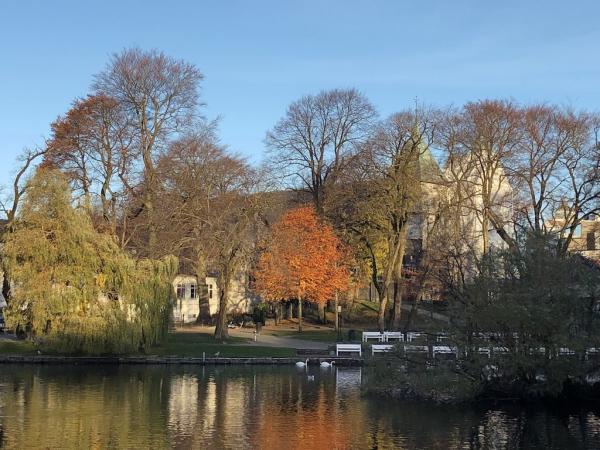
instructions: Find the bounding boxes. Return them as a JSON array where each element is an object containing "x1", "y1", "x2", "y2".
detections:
[
  {"x1": 478, "y1": 347, "x2": 491, "y2": 358},
  {"x1": 586, "y1": 348, "x2": 600, "y2": 360},
  {"x1": 432, "y1": 345, "x2": 458, "y2": 358},
  {"x1": 403, "y1": 344, "x2": 428, "y2": 354},
  {"x1": 371, "y1": 344, "x2": 395, "y2": 355},
  {"x1": 558, "y1": 347, "x2": 575, "y2": 356},
  {"x1": 336, "y1": 343, "x2": 362, "y2": 356},
  {"x1": 383, "y1": 331, "x2": 404, "y2": 342},
  {"x1": 405, "y1": 332, "x2": 426, "y2": 342},
  {"x1": 362, "y1": 332, "x2": 384, "y2": 342},
  {"x1": 492, "y1": 346, "x2": 510, "y2": 354},
  {"x1": 435, "y1": 332, "x2": 450, "y2": 342}
]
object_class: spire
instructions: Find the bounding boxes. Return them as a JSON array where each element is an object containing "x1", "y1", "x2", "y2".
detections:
[{"x1": 411, "y1": 119, "x2": 443, "y2": 184}]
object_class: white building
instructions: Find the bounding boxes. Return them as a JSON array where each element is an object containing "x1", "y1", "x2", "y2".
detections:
[{"x1": 172, "y1": 273, "x2": 256, "y2": 324}]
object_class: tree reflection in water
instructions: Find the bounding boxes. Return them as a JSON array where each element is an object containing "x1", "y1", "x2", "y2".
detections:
[{"x1": 0, "y1": 364, "x2": 598, "y2": 449}]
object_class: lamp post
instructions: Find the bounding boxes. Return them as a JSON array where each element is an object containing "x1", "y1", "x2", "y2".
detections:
[{"x1": 336, "y1": 303, "x2": 342, "y2": 340}]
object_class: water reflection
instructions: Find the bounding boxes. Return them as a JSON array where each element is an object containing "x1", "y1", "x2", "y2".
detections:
[{"x1": 0, "y1": 364, "x2": 598, "y2": 449}]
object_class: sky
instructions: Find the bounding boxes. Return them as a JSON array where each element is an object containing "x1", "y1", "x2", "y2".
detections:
[{"x1": 1, "y1": 0, "x2": 600, "y2": 187}]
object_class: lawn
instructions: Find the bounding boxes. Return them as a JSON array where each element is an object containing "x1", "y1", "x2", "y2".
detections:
[
  {"x1": 0, "y1": 332, "x2": 297, "y2": 358},
  {"x1": 0, "y1": 339, "x2": 38, "y2": 355},
  {"x1": 150, "y1": 331, "x2": 296, "y2": 357}
]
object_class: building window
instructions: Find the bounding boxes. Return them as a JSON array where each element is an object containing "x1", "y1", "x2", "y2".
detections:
[
  {"x1": 176, "y1": 284, "x2": 185, "y2": 299},
  {"x1": 574, "y1": 224, "x2": 582, "y2": 238},
  {"x1": 190, "y1": 284, "x2": 196, "y2": 299},
  {"x1": 587, "y1": 232, "x2": 597, "y2": 251},
  {"x1": 209, "y1": 284, "x2": 213, "y2": 299}
]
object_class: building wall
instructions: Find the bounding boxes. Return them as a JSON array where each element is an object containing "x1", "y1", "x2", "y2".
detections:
[
  {"x1": 547, "y1": 215, "x2": 600, "y2": 261},
  {"x1": 172, "y1": 273, "x2": 256, "y2": 323}
]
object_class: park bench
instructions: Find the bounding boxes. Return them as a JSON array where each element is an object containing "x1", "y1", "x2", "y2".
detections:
[
  {"x1": 558, "y1": 347, "x2": 575, "y2": 356},
  {"x1": 432, "y1": 345, "x2": 458, "y2": 358},
  {"x1": 492, "y1": 346, "x2": 510, "y2": 355},
  {"x1": 371, "y1": 344, "x2": 395, "y2": 355},
  {"x1": 435, "y1": 332, "x2": 450, "y2": 343},
  {"x1": 586, "y1": 348, "x2": 600, "y2": 360},
  {"x1": 383, "y1": 331, "x2": 404, "y2": 342},
  {"x1": 478, "y1": 347, "x2": 491, "y2": 358},
  {"x1": 405, "y1": 332, "x2": 426, "y2": 342},
  {"x1": 336, "y1": 343, "x2": 362, "y2": 356},
  {"x1": 403, "y1": 344, "x2": 428, "y2": 354},
  {"x1": 362, "y1": 331, "x2": 384, "y2": 342}
]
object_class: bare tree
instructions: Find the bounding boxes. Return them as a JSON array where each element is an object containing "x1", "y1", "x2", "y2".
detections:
[
  {"x1": 156, "y1": 130, "x2": 267, "y2": 340},
  {"x1": 510, "y1": 106, "x2": 600, "y2": 254},
  {"x1": 266, "y1": 88, "x2": 376, "y2": 215},
  {"x1": 440, "y1": 100, "x2": 520, "y2": 257},
  {"x1": 45, "y1": 94, "x2": 133, "y2": 232},
  {"x1": 331, "y1": 108, "x2": 443, "y2": 330},
  {"x1": 93, "y1": 48, "x2": 204, "y2": 254}
]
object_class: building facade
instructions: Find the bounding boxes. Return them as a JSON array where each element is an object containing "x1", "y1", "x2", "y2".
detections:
[{"x1": 172, "y1": 272, "x2": 257, "y2": 324}]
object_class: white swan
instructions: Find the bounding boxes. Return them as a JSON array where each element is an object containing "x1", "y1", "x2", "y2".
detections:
[
  {"x1": 320, "y1": 361, "x2": 335, "y2": 368},
  {"x1": 295, "y1": 358, "x2": 309, "y2": 368}
]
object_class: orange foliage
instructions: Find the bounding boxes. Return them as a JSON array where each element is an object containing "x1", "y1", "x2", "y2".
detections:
[{"x1": 254, "y1": 206, "x2": 349, "y2": 304}]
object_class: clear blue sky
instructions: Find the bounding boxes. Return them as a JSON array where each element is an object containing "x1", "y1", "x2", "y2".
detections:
[{"x1": 1, "y1": 0, "x2": 600, "y2": 187}]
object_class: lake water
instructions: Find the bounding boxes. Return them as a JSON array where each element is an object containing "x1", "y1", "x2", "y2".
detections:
[{"x1": 0, "y1": 364, "x2": 599, "y2": 449}]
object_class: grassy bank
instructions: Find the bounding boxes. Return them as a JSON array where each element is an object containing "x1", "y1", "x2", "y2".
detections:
[
  {"x1": 150, "y1": 332, "x2": 296, "y2": 358},
  {"x1": 0, "y1": 339, "x2": 38, "y2": 355},
  {"x1": 0, "y1": 332, "x2": 297, "y2": 358}
]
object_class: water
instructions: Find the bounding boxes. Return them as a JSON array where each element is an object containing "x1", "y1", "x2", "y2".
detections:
[{"x1": 0, "y1": 364, "x2": 599, "y2": 449}]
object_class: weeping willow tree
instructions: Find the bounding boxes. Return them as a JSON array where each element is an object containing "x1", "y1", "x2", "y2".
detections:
[{"x1": 3, "y1": 169, "x2": 177, "y2": 354}]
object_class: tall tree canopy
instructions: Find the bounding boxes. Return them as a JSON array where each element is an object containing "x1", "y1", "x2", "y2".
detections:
[
  {"x1": 254, "y1": 206, "x2": 349, "y2": 331},
  {"x1": 266, "y1": 88, "x2": 376, "y2": 214},
  {"x1": 93, "y1": 48, "x2": 204, "y2": 254}
]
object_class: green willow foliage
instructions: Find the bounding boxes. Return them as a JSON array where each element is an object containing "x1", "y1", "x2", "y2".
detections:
[{"x1": 3, "y1": 169, "x2": 177, "y2": 354}]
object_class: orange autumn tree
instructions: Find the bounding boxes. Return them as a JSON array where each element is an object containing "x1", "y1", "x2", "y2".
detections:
[{"x1": 254, "y1": 206, "x2": 349, "y2": 331}]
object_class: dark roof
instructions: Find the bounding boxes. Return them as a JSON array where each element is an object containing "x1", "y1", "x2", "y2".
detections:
[{"x1": 417, "y1": 145, "x2": 446, "y2": 185}]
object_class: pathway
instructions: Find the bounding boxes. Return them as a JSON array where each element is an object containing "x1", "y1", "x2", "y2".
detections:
[{"x1": 229, "y1": 328, "x2": 330, "y2": 350}]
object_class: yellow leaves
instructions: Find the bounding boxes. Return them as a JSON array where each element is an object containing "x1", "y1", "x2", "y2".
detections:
[{"x1": 95, "y1": 273, "x2": 106, "y2": 289}]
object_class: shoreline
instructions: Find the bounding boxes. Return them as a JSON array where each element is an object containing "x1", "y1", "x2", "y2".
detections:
[{"x1": 0, "y1": 355, "x2": 364, "y2": 366}]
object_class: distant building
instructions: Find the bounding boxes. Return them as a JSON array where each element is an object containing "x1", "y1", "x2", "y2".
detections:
[
  {"x1": 547, "y1": 213, "x2": 600, "y2": 262},
  {"x1": 568, "y1": 214, "x2": 600, "y2": 261},
  {"x1": 172, "y1": 272, "x2": 257, "y2": 324}
]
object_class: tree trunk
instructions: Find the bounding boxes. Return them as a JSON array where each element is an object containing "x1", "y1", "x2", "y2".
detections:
[
  {"x1": 214, "y1": 277, "x2": 230, "y2": 341},
  {"x1": 318, "y1": 302, "x2": 326, "y2": 324},
  {"x1": 377, "y1": 288, "x2": 388, "y2": 332},
  {"x1": 334, "y1": 292, "x2": 339, "y2": 332},
  {"x1": 195, "y1": 256, "x2": 210, "y2": 323},
  {"x1": 404, "y1": 286, "x2": 424, "y2": 334},
  {"x1": 195, "y1": 283, "x2": 210, "y2": 324},
  {"x1": 391, "y1": 233, "x2": 407, "y2": 330},
  {"x1": 297, "y1": 298, "x2": 303, "y2": 332},
  {"x1": 287, "y1": 302, "x2": 293, "y2": 320},
  {"x1": 1, "y1": 258, "x2": 10, "y2": 306},
  {"x1": 391, "y1": 281, "x2": 405, "y2": 330}
]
